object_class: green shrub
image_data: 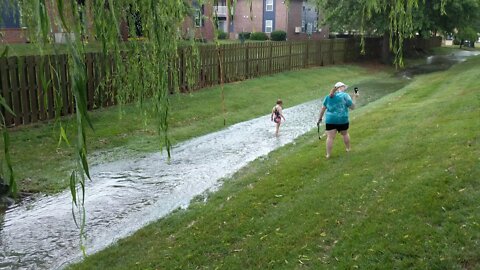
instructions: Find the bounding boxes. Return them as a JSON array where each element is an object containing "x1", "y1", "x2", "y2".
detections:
[
  {"x1": 217, "y1": 31, "x2": 228, "y2": 40},
  {"x1": 250, "y1": 32, "x2": 269, "y2": 41},
  {"x1": 238, "y1": 32, "x2": 251, "y2": 40},
  {"x1": 270, "y1": 30, "x2": 286, "y2": 41}
]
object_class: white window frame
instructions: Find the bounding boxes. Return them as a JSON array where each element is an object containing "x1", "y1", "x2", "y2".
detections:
[
  {"x1": 18, "y1": 2, "x2": 26, "y2": 28},
  {"x1": 265, "y1": 20, "x2": 273, "y2": 33},
  {"x1": 194, "y1": 9, "x2": 203, "y2": 27},
  {"x1": 266, "y1": 0, "x2": 273, "y2": 12}
]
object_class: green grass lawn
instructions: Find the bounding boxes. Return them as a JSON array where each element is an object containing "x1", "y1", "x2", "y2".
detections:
[
  {"x1": 69, "y1": 55, "x2": 480, "y2": 269},
  {"x1": 438, "y1": 45, "x2": 480, "y2": 53},
  {"x1": 5, "y1": 46, "x2": 465, "y2": 195},
  {"x1": 2, "y1": 62, "x2": 402, "y2": 194}
]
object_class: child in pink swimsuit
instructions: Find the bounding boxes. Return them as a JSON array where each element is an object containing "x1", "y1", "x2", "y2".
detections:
[{"x1": 271, "y1": 99, "x2": 286, "y2": 136}]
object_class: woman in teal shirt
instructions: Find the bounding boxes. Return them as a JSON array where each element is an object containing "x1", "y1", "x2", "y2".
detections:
[{"x1": 317, "y1": 82, "x2": 358, "y2": 158}]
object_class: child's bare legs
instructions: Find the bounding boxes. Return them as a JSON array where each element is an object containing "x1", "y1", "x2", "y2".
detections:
[
  {"x1": 275, "y1": 122, "x2": 281, "y2": 137},
  {"x1": 325, "y1": 129, "x2": 337, "y2": 158},
  {"x1": 340, "y1": 130, "x2": 351, "y2": 152}
]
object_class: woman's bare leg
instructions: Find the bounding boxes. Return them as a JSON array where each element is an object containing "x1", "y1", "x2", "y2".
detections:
[
  {"x1": 326, "y1": 130, "x2": 337, "y2": 158},
  {"x1": 340, "y1": 130, "x2": 351, "y2": 152},
  {"x1": 275, "y1": 122, "x2": 280, "y2": 136}
]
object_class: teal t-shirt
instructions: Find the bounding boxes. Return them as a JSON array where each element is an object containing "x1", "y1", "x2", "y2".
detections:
[{"x1": 322, "y1": 92, "x2": 353, "y2": 124}]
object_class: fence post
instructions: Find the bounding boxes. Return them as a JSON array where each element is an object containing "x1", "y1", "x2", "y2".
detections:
[
  {"x1": 8, "y1": 57, "x2": 22, "y2": 125},
  {"x1": 269, "y1": 42, "x2": 273, "y2": 75},
  {"x1": 217, "y1": 45, "x2": 225, "y2": 85},
  {"x1": 45, "y1": 56, "x2": 55, "y2": 120},
  {"x1": 245, "y1": 43, "x2": 249, "y2": 78},
  {"x1": 304, "y1": 41, "x2": 309, "y2": 68},
  {"x1": 176, "y1": 48, "x2": 181, "y2": 92},
  {"x1": 18, "y1": 56, "x2": 30, "y2": 124},
  {"x1": 53, "y1": 54, "x2": 68, "y2": 114},
  {"x1": 26, "y1": 56, "x2": 38, "y2": 123},
  {"x1": 0, "y1": 57, "x2": 14, "y2": 126},
  {"x1": 288, "y1": 42, "x2": 292, "y2": 71},
  {"x1": 86, "y1": 53, "x2": 95, "y2": 109},
  {"x1": 330, "y1": 40, "x2": 335, "y2": 65},
  {"x1": 217, "y1": 47, "x2": 221, "y2": 84}
]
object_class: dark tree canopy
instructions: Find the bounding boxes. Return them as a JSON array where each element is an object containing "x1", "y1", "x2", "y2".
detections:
[{"x1": 316, "y1": 0, "x2": 479, "y2": 64}]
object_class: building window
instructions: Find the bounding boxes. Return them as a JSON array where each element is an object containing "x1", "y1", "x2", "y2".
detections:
[
  {"x1": 265, "y1": 20, "x2": 273, "y2": 33},
  {"x1": 18, "y1": 2, "x2": 25, "y2": 28},
  {"x1": 192, "y1": 1, "x2": 204, "y2": 27},
  {"x1": 266, "y1": 0, "x2": 273, "y2": 12},
  {"x1": 0, "y1": 0, "x2": 21, "y2": 29},
  {"x1": 302, "y1": 0, "x2": 320, "y2": 33},
  {"x1": 194, "y1": 6, "x2": 204, "y2": 27}
]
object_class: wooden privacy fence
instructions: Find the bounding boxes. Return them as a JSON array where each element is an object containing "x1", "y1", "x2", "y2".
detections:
[
  {"x1": 404, "y1": 36, "x2": 442, "y2": 53},
  {"x1": 178, "y1": 38, "x2": 359, "y2": 91},
  {"x1": 0, "y1": 37, "x2": 441, "y2": 127},
  {"x1": 0, "y1": 53, "x2": 116, "y2": 127}
]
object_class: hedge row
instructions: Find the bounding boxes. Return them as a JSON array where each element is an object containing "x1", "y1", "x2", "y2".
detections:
[{"x1": 238, "y1": 30, "x2": 287, "y2": 41}]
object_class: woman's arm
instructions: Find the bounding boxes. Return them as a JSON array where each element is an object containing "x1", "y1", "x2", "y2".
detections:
[
  {"x1": 348, "y1": 93, "x2": 358, "y2": 110},
  {"x1": 318, "y1": 106, "x2": 326, "y2": 124}
]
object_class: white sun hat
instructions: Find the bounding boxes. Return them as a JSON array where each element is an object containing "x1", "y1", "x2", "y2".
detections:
[{"x1": 334, "y1": 82, "x2": 348, "y2": 89}]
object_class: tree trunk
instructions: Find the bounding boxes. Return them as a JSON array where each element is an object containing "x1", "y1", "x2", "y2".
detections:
[{"x1": 381, "y1": 33, "x2": 391, "y2": 64}]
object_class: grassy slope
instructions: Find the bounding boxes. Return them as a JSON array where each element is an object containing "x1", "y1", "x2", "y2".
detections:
[
  {"x1": 3, "y1": 64, "x2": 402, "y2": 194},
  {"x1": 70, "y1": 56, "x2": 480, "y2": 269}
]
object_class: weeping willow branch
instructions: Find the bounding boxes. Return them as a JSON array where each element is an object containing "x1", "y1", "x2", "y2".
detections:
[
  {"x1": 0, "y1": 0, "x2": 189, "y2": 252},
  {"x1": 0, "y1": 101, "x2": 16, "y2": 196},
  {"x1": 209, "y1": 0, "x2": 227, "y2": 126},
  {"x1": 317, "y1": 0, "x2": 447, "y2": 67},
  {"x1": 0, "y1": 42, "x2": 15, "y2": 195}
]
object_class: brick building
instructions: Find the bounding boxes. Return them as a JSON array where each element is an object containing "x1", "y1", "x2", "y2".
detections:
[
  {"x1": 1, "y1": 0, "x2": 329, "y2": 44},
  {"x1": 286, "y1": 0, "x2": 329, "y2": 40},
  {"x1": 188, "y1": 0, "x2": 329, "y2": 41},
  {"x1": 0, "y1": 0, "x2": 27, "y2": 43},
  {"x1": 182, "y1": 1, "x2": 216, "y2": 41},
  {"x1": 0, "y1": 0, "x2": 97, "y2": 44}
]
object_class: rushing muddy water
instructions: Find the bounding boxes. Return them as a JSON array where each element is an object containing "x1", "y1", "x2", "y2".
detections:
[
  {"x1": 1, "y1": 50, "x2": 478, "y2": 270},
  {"x1": 0, "y1": 100, "x2": 321, "y2": 270},
  {"x1": 398, "y1": 50, "x2": 480, "y2": 79}
]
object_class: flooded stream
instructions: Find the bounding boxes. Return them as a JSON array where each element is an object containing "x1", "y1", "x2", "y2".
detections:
[
  {"x1": 0, "y1": 100, "x2": 321, "y2": 270},
  {"x1": 0, "y1": 49, "x2": 478, "y2": 270},
  {"x1": 398, "y1": 50, "x2": 480, "y2": 79}
]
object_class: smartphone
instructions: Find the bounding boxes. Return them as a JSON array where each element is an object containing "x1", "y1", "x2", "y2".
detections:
[{"x1": 354, "y1": 87, "x2": 359, "y2": 94}]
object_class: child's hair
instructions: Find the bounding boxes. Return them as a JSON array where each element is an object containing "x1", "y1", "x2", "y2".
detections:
[
  {"x1": 276, "y1": 99, "x2": 283, "y2": 105},
  {"x1": 329, "y1": 87, "x2": 338, "y2": 98}
]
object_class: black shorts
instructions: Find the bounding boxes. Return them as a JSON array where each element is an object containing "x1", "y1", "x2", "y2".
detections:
[{"x1": 325, "y1": 123, "x2": 349, "y2": 132}]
